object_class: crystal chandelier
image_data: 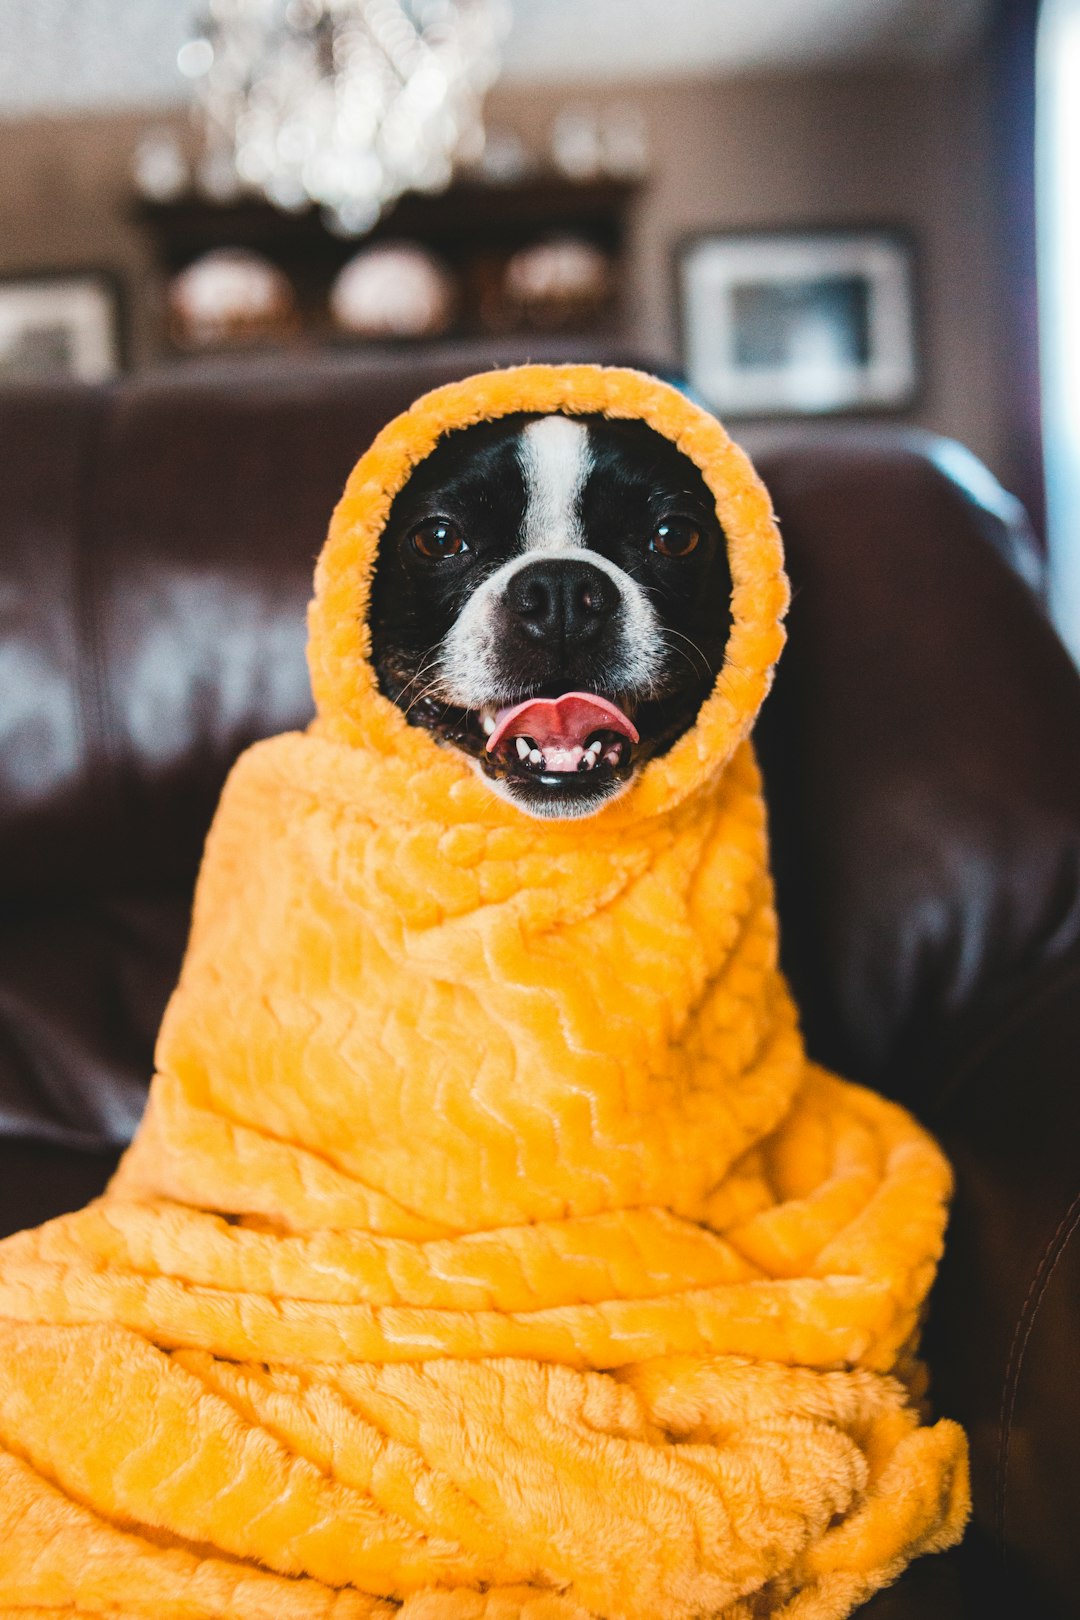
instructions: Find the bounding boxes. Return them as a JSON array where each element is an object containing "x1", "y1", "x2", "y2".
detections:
[{"x1": 183, "y1": 0, "x2": 509, "y2": 236}]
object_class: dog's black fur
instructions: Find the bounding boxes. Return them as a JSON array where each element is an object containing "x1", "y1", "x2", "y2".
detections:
[{"x1": 370, "y1": 411, "x2": 733, "y2": 818}]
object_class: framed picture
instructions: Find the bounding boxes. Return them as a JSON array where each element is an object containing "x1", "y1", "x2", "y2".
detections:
[
  {"x1": 0, "y1": 273, "x2": 122, "y2": 385},
  {"x1": 677, "y1": 230, "x2": 917, "y2": 416}
]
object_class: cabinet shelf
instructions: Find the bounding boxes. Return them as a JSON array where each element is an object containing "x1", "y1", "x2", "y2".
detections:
[{"x1": 133, "y1": 175, "x2": 641, "y2": 350}]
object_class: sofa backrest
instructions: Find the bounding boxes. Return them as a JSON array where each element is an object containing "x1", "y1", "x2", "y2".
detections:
[{"x1": 2, "y1": 343, "x2": 1079, "y2": 1147}]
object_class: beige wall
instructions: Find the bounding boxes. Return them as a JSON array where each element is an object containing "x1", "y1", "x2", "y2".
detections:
[
  {"x1": 0, "y1": 43, "x2": 1008, "y2": 483},
  {"x1": 0, "y1": 109, "x2": 162, "y2": 364},
  {"x1": 489, "y1": 52, "x2": 1005, "y2": 481}
]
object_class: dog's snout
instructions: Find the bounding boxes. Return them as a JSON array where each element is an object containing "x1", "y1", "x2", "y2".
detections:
[{"x1": 506, "y1": 560, "x2": 617, "y2": 644}]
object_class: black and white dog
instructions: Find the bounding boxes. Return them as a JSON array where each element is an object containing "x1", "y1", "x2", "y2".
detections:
[{"x1": 370, "y1": 411, "x2": 733, "y2": 818}]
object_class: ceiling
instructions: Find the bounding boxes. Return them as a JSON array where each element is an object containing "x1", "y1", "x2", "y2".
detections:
[
  {"x1": 502, "y1": 0, "x2": 989, "y2": 82},
  {"x1": 0, "y1": 0, "x2": 990, "y2": 120}
]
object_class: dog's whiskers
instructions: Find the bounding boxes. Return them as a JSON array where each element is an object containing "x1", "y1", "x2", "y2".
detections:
[
  {"x1": 396, "y1": 650, "x2": 442, "y2": 698},
  {"x1": 396, "y1": 651, "x2": 455, "y2": 719},
  {"x1": 403, "y1": 682, "x2": 451, "y2": 720},
  {"x1": 401, "y1": 670, "x2": 451, "y2": 719},
  {"x1": 660, "y1": 627, "x2": 714, "y2": 680}
]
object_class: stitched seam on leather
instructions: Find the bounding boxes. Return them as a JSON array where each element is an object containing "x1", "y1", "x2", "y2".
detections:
[{"x1": 996, "y1": 1185, "x2": 1080, "y2": 1550}]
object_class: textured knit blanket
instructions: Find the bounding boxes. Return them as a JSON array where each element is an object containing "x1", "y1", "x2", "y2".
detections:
[{"x1": 0, "y1": 366, "x2": 967, "y2": 1619}]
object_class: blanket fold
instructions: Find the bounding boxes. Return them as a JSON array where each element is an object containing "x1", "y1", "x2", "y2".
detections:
[{"x1": 0, "y1": 364, "x2": 967, "y2": 1619}]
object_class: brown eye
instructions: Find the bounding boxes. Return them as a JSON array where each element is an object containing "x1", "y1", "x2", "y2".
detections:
[
  {"x1": 650, "y1": 519, "x2": 700, "y2": 558},
  {"x1": 410, "y1": 520, "x2": 466, "y2": 560}
]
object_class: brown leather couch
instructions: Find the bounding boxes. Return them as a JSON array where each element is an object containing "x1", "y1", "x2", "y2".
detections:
[{"x1": 2, "y1": 341, "x2": 1078, "y2": 1618}]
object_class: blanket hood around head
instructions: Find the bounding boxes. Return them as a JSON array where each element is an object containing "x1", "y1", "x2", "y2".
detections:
[{"x1": 0, "y1": 365, "x2": 967, "y2": 1619}]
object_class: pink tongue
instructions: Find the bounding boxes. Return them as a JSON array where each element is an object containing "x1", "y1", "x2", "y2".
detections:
[{"x1": 486, "y1": 692, "x2": 638, "y2": 773}]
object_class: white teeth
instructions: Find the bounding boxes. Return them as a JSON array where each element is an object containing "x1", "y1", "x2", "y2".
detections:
[
  {"x1": 513, "y1": 736, "x2": 546, "y2": 770},
  {"x1": 482, "y1": 713, "x2": 496, "y2": 736},
  {"x1": 585, "y1": 739, "x2": 601, "y2": 759}
]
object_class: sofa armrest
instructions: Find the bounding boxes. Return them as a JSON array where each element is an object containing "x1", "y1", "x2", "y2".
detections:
[
  {"x1": 925, "y1": 944, "x2": 1080, "y2": 1616},
  {"x1": 0, "y1": 1139, "x2": 121, "y2": 1241}
]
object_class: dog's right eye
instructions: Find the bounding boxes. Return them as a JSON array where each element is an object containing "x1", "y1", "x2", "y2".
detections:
[
  {"x1": 649, "y1": 518, "x2": 701, "y2": 559},
  {"x1": 410, "y1": 520, "x2": 467, "y2": 560}
]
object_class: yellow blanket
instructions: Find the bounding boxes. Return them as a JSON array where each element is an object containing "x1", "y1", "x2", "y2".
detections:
[{"x1": 0, "y1": 365, "x2": 967, "y2": 1619}]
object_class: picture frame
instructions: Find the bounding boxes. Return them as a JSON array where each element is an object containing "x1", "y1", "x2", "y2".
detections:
[
  {"x1": 0, "y1": 272, "x2": 122, "y2": 385},
  {"x1": 677, "y1": 230, "x2": 918, "y2": 417}
]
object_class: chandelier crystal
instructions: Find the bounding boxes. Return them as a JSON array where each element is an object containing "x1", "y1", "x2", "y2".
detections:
[{"x1": 184, "y1": 0, "x2": 509, "y2": 235}]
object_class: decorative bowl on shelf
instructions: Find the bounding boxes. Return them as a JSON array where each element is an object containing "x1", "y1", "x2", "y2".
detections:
[
  {"x1": 168, "y1": 248, "x2": 298, "y2": 351},
  {"x1": 503, "y1": 235, "x2": 614, "y2": 331},
  {"x1": 329, "y1": 243, "x2": 457, "y2": 340}
]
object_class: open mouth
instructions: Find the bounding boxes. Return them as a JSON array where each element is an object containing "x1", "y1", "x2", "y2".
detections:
[
  {"x1": 483, "y1": 692, "x2": 639, "y2": 784},
  {"x1": 393, "y1": 679, "x2": 711, "y2": 806}
]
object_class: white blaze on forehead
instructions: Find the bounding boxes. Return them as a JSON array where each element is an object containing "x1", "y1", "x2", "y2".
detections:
[{"x1": 518, "y1": 415, "x2": 591, "y2": 551}]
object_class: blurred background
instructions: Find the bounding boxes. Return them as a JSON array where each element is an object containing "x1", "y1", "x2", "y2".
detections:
[
  {"x1": 0, "y1": 0, "x2": 1073, "y2": 651},
  {"x1": 5, "y1": 23, "x2": 1080, "y2": 1605}
]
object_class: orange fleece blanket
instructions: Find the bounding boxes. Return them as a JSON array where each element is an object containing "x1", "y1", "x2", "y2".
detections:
[{"x1": 0, "y1": 365, "x2": 967, "y2": 1619}]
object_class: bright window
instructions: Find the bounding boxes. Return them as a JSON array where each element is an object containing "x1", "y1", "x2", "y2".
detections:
[{"x1": 1038, "y1": 0, "x2": 1080, "y2": 661}]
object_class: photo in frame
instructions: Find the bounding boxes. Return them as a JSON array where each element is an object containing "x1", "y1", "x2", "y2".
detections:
[
  {"x1": 677, "y1": 231, "x2": 918, "y2": 416},
  {"x1": 0, "y1": 273, "x2": 122, "y2": 385}
]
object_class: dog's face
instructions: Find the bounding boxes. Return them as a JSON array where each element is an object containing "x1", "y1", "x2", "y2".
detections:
[{"x1": 370, "y1": 411, "x2": 732, "y2": 818}]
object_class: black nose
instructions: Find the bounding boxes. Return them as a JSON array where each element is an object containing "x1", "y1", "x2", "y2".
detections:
[{"x1": 506, "y1": 559, "x2": 617, "y2": 644}]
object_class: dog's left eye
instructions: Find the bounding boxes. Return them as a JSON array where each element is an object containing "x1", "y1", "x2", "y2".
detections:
[
  {"x1": 410, "y1": 520, "x2": 467, "y2": 560},
  {"x1": 649, "y1": 519, "x2": 701, "y2": 559}
]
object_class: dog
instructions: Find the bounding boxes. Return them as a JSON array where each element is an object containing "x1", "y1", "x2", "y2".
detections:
[
  {"x1": 370, "y1": 410, "x2": 733, "y2": 818},
  {"x1": 0, "y1": 375, "x2": 967, "y2": 1613}
]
